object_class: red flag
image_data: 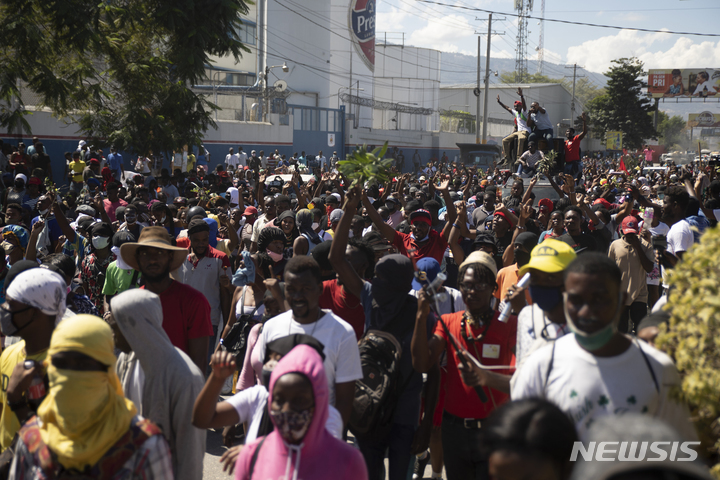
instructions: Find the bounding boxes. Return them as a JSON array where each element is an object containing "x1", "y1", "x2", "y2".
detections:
[{"x1": 619, "y1": 157, "x2": 628, "y2": 173}]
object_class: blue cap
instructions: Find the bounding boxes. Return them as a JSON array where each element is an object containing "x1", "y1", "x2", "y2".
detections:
[{"x1": 412, "y1": 257, "x2": 441, "y2": 291}]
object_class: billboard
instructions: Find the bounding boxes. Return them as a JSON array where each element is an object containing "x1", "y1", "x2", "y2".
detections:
[
  {"x1": 606, "y1": 131, "x2": 623, "y2": 150},
  {"x1": 349, "y1": 0, "x2": 376, "y2": 72},
  {"x1": 648, "y1": 69, "x2": 720, "y2": 98},
  {"x1": 688, "y1": 112, "x2": 720, "y2": 128}
]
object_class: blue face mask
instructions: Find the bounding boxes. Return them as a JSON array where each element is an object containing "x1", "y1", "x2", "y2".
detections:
[
  {"x1": 529, "y1": 285, "x2": 563, "y2": 312},
  {"x1": 231, "y1": 250, "x2": 256, "y2": 287}
]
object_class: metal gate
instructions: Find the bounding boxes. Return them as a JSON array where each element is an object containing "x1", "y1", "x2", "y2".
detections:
[{"x1": 289, "y1": 105, "x2": 345, "y2": 158}]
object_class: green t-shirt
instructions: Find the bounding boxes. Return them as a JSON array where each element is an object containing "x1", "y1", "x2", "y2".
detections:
[{"x1": 102, "y1": 261, "x2": 140, "y2": 296}]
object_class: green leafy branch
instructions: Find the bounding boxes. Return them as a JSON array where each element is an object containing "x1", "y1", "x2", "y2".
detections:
[{"x1": 337, "y1": 142, "x2": 392, "y2": 188}]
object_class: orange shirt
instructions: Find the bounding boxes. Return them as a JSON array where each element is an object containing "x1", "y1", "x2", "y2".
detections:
[{"x1": 494, "y1": 264, "x2": 532, "y2": 306}]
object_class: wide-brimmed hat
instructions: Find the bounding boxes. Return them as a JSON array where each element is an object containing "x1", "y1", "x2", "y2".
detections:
[{"x1": 120, "y1": 226, "x2": 187, "y2": 272}]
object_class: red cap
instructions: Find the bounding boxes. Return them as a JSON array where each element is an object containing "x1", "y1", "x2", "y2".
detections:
[
  {"x1": 243, "y1": 206, "x2": 258, "y2": 216},
  {"x1": 620, "y1": 216, "x2": 640, "y2": 235},
  {"x1": 27, "y1": 177, "x2": 42, "y2": 186},
  {"x1": 89, "y1": 159, "x2": 100, "y2": 166},
  {"x1": 593, "y1": 198, "x2": 612, "y2": 209},
  {"x1": 538, "y1": 198, "x2": 553, "y2": 213},
  {"x1": 514, "y1": 100, "x2": 523, "y2": 108}
]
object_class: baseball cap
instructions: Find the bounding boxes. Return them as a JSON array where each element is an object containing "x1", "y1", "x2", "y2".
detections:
[
  {"x1": 518, "y1": 239, "x2": 577, "y2": 277},
  {"x1": 473, "y1": 233, "x2": 498, "y2": 251},
  {"x1": 243, "y1": 206, "x2": 258, "y2": 216},
  {"x1": 538, "y1": 198, "x2": 554, "y2": 213},
  {"x1": 27, "y1": 177, "x2": 42, "y2": 186},
  {"x1": 412, "y1": 257, "x2": 441, "y2": 291},
  {"x1": 409, "y1": 209, "x2": 432, "y2": 226},
  {"x1": 620, "y1": 216, "x2": 640, "y2": 235},
  {"x1": 363, "y1": 231, "x2": 392, "y2": 251}
]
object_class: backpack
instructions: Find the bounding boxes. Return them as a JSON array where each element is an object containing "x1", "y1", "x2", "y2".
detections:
[{"x1": 348, "y1": 330, "x2": 405, "y2": 440}]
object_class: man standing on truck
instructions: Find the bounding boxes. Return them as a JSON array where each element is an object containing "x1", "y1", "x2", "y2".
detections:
[
  {"x1": 499, "y1": 88, "x2": 531, "y2": 168},
  {"x1": 563, "y1": 112, "x2": 588, "y2": 180}
]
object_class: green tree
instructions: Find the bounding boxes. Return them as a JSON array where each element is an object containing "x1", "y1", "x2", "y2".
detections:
[
  {"x1": 499, "y1": 72, "x2": 562, "y2": 84},
  {"x1": 0, "y1": 0, "x2": 250, "y2": 155},
  {"x1": 561, "y1": 77, "x2": 606, "y2": 106},
  {"x1": 586, "y1": 57, "x2": 656, "y2": 149},
  {"x1": 656, "y1": 111, "x2": 689, "y2": 150}
]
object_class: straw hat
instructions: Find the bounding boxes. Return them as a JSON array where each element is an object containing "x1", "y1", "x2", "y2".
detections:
[{"x1": 120, "y1": 226, "x2": 188, "y2": 272}]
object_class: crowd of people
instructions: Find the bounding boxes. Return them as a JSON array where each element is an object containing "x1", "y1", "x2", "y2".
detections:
[{"x1": 0, "y1": 130, "x2": 716, "y2": 480}]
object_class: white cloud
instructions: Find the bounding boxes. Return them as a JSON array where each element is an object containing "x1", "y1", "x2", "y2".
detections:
[
  {"x1": 566, "y1": 30, "x2": 720, "y2": 73},
  {"x1": 376, "y1": 6, "x2": 409, "y2": 34},
  {"x1": 406, "y1": 14, "x2": 475, "y2": 53}
]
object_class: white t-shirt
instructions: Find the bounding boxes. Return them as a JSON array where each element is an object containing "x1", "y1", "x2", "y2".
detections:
[
  {"x1": 238, "y1": 152, "x2": 248, "y2": 167},
  {"x1": 225, "y1": 385, "x2": 343, "y2": 443},
  {"x1": 530, "y1": 110, "x2": 553, "y2": 131},
  {"x1": 225, "y1": 153, "x2": 240, "y2": 168},
  {"x1": 511, "y1": 334, "x2": 697, "y2": 441},
  {"x1": 257, "y1": 310, "x2": 363, "y2": 407},
  {"x1": 411, "y1": 286, "x2": 464, "y2": 316},
  {"x1": 514, "y1": 304, "x2": 569, "y2": 371},
  {"x1": 662, "y1": 219, "x2": 694, "y2": 287}
]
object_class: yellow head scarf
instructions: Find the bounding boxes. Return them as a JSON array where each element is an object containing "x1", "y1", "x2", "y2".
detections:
[{"x1": 37, "y1": 315, "x2": 137, "y2": 471}]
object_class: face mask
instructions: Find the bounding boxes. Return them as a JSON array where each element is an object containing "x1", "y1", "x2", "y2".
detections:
[
  {"x1": 125, "y1": 214, "x2": 137, "y2": 224},
  {"x1": 270, "y1": 407, "x2": 314, "y2": 444},
  {"x1": 92, "y1": 236, "x2": 110, "y2": 249},
  {"x1": 529, "y1": 285, "x2": 563, "y2": 312},
  {"x1": 266, "y1": 249, "x2": 284, "y2": 263},
  {"x1": 39, "y1": 208, "x2": 49, "y2": 216},
  {"x1": 231, "y1": 251, "x2": 256, "y2": 287},
  {"x1": 563, "y1": 293, "x2": 622, "y2": 351},
  {"x1": 410, "y1": 231, "x2": 429, "y2": 243},
  {"x1": 0, "y1": 304, "x2": 34, "y2": 336},
  {"x1": 311, "y1": 222, "x2": 319, "y2": 230},
  {"x1": 515, "y1": 250, "x2": 531, "y2": 267},
  {"x1": 158, "y1": 215, "x2": 166, "y2": 225}
]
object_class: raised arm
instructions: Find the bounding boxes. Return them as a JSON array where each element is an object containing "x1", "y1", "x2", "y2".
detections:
[
  {"x1": 521, "y1": 176, "x2": 538, "y2": 205},
  {"x1": 436, "y1": 176, "x2": 456, "y2": 240},
  {"x1": 328, "y1": 187, "x2": 365, "y2": 299},
  {"x1": 361, "y1": 191, "x2": 397, "y2": 242},
  {"x1": 517, "y1": 87, "x2": 526, "y2": 112},
  {"x1": 576, "y1": 112, "x2": 589, "y2": 141},
  {"x1": 51, "y1": 201, "x2": 77, "y2": 243},
  {"x1": 497, "y1": 95, "x2": 512, "y2": 114}
]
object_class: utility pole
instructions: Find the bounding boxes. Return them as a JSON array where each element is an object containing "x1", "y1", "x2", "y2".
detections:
[
  {"x1": 479, "y1": 14, "x2": 504, "y2": 143},
  {"x1": 475, "y1": 34, "x2": 481, "y2": 144},
  {"x1": 565, "y1": 64, "x2": 585, "y2": 127}
]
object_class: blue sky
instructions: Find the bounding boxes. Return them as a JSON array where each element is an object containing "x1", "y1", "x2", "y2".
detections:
[
  {"x1": 376, "y1": 0, "x2": 720, "y2": 74},
  {"x1": 376, "y1": 0, "x2": 720, "y2": 118}
]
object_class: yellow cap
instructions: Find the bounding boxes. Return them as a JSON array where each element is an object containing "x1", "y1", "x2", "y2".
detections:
[{"x1": 518, "y1": 238, "x2": 577, "y2": 277}]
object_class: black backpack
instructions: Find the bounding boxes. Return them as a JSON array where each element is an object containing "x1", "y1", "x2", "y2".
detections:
[{"x1": 349, "y1": 298, "x2": 415, "y2": 441}]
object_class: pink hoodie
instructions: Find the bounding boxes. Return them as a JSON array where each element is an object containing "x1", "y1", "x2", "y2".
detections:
[{"x1": 235, "y1": 344, "x2": 368, "y2": 480}]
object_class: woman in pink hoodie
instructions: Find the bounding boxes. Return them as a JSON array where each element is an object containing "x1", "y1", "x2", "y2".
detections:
[{"x1": 234, "y1": 344, "x2": 368, "y2": 480}]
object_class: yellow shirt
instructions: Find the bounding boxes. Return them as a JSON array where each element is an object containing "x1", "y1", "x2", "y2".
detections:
[
  {"x1": 0, "y1": 341, "x2": 47, "y2": 451},
  {"x1": 69, "y1": 160, "x2": 86, "y2": 183}
]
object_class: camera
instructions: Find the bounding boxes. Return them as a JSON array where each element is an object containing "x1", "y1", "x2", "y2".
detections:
[{"x1": 651, "y1": 235, "x2": 667, "y2": 252}]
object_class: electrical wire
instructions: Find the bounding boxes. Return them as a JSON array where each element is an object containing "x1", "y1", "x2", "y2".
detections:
[{"x1": 415, "y1": 0, "x2": 720, "y2": 37}]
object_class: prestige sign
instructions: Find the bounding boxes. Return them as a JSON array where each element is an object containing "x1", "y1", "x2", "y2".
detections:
[
  {"x1": 688, "y1": 112, "x2": 720, "y2": 128},
  {"x1": 349, "y1": 0, "x2": 376, "y2": 72}
]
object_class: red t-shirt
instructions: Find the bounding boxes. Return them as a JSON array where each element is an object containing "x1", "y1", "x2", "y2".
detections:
[
  {"x1": 103, "y1": 198, "x2": 128, "y2": 223},
  {"x1": 392, "y1": 229, "x2": 448, "y2": 264},
  {"x1": 319, "y1": 280, "x2": 365, "y2": 340},
  {"x1": 433, "y1": 311, "x2": 516, "y2": 419},
  {"x1": 142, "y1": 281, "x2": 213, "y2": 354},
  {"x1": 564, "y1": 134, "x2": 582, "y2": 163},
  {"x1": 176, "y1": 237, "x2": 190, "y2": 248}
]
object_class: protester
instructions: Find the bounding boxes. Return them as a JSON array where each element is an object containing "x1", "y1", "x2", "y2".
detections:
[
  {"x1": 512, "y1": 253, "x2": 697, "y2": 441},
  {"x1": 233, "y1": 345, "x2": 368, "y2": 480},
  {"x1": 9, "y1": 315, "x2": 172, "y2": 478},
  {"x1": 120, "y1": 226, "x2": 213, "y2": 373},
  {"x1": 109, "y1": 289, "x2": 205, "y2": 480}
]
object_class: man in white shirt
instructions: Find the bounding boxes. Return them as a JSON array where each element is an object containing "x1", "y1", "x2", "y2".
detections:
[
  {"x1": 512, "y1": 253, "x2": 696, "y2": 442},
  {"x1": 317, "y1": 150, "x2": 327, "y2": 171},
  {"x1": 237, "y1": 146, "x2": 248, "y2": 168},
  {"x1": 257, "y1": 256, "x2": 363, "y2": 426},
  {"x1": 498, "y1": 88, "x2": 531, "y2": 167},
  {"x1": 658, "y1": 187, "x2": 693, "y2": 288},
  {"x1": 225, "y1": 147, "x2": 240, "y2": 171}
]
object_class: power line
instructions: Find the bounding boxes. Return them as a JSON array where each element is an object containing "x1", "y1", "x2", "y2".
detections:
[{"x1": 415, "y1": 0, "x2": 720, "y2": 37}]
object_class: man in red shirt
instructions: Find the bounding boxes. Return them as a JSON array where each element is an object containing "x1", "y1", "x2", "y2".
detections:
[
  {"x1": 102, "y1": 182, "x2": 128, "y2": 223},
  {"x1": 121, "y1": 226, "x2": 213, "y2": 374},
  {"x1": 563, "y1": 111, "x2": 588, "y2": 179},
  {"x1": 411, "y1": 251, "x2": 516, "y2": 480},
  {"x1": 319, "y1": 237, "x2": 375, "y2": 340},
  {"x1": 362, "y1": 177, "x2": 456, "y2": 264}
]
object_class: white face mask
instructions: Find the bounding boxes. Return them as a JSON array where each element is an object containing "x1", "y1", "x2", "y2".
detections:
[
  {"x1": 159, "y1": 215, "x2": 166, "y2": 224},
  {"x1": 311, "y1": 222, "x2": 319, "y2": 230},
  {"x1": 92, "y1": 236, "x2": 110, "y2": 249},
  {"x1": 38, "y1": 208, "x2": 49, "y2": 216}
]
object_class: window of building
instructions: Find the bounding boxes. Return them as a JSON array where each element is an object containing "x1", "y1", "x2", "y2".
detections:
[
  {"x1": 225, "y1": 73, "x2": 256, "y2": 86},
  {"x1": 233, "y1": 22, "x2": 257, "y2": 46}
]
